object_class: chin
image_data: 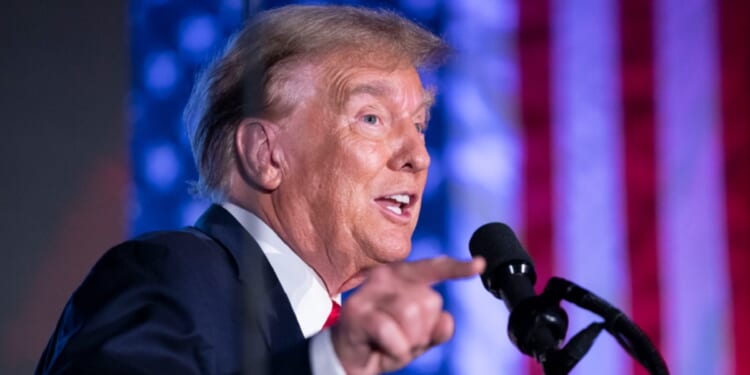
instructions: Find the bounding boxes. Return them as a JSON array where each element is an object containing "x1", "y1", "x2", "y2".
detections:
[{"x1": 372, "y1": 240, "x2": 412, "y2": 264}]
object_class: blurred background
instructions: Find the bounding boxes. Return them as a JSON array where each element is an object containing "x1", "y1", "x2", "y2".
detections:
[{"x1": 2, "y1": 0, "x2": 748, "y2": 374}]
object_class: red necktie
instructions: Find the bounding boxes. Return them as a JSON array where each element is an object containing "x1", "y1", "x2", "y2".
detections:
[{"x1": 323, "y1": 301, "x2": 340, "y2": 329}]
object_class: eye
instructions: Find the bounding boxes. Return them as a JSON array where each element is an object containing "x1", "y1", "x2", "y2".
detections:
[
  {"x1": 415, "y1": 122, "x2": 427, "y2": 135},
  {"x1": 362, "y1": 114, "x2": 379, "y2": 125}
]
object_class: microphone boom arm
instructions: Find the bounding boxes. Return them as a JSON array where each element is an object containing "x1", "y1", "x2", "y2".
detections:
[{"x1": 531, "y1": 277, "x2": 670, "y2": 375}]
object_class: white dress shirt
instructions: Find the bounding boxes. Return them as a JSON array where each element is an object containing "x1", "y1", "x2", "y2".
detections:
[{"x1": 221, "y1": 202, "x2": 346, "y2": 375}]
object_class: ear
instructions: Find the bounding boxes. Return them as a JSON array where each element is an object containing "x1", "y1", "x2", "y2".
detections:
[{"x1": 235, "y1": 119, "x2": 283, "y2": 191}]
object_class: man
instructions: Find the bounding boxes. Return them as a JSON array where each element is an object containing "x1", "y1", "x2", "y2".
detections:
[{"x1": 36, "y1": 5, "x2": 484, "y2": 375}]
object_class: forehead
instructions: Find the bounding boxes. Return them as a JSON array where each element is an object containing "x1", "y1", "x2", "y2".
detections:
[{"x1": 322, "y1": 63, "x2": 432, "y2": 110}]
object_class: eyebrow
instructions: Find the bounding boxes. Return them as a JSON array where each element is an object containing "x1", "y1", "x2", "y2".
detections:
[
  {"x1": 347, "y1": 81, "x2": 395, "y2": 99},
  {"x1": 346, "y1": 82, "x2": 436, "y2": 114}
]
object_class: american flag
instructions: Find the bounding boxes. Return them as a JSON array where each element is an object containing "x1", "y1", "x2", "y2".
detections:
[{"x1": 446, "y1": 0, "x2": 749, "y2": 374}]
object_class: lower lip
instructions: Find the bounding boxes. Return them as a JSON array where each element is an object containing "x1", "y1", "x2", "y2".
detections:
[{"x1": 373, "y1": 201, "x2": 412, "y2": 223}]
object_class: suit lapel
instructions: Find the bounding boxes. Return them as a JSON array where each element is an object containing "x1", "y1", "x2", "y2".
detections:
[{"x1": 193, "y1": 205, "x2": 305, "y2": 354}]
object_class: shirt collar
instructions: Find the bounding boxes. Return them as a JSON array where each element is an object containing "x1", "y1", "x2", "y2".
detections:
[{"x1": 221, "y1": 202, "x2": 340, "y2": 338}]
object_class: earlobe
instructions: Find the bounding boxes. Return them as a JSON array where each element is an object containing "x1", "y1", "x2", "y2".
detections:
[{"x1": 235, "y1": 119, "x2": 283, "y2": 191}]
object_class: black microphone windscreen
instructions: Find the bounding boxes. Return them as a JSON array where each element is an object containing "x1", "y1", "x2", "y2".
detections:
[{"x1": 469, "y1": 222, "x2": 534, "y2": 275}]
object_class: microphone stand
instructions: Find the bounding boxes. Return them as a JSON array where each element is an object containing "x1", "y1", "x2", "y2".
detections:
[{"x1": 507, "y1": 277, "x2": 669, "y2": 375}]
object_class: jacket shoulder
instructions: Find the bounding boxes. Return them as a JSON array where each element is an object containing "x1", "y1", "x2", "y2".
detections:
[
  {"x1": 34, "y1": 228, "x2": 245, "y2": 375},
  {"x1": 93, "y1": 227, "x2": 238, "y2": 284}
]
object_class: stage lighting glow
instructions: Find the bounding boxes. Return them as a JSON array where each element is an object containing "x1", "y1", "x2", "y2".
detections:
[
  {"x1": 144, "y1": 143, "x2": 180, "y2": 192},
  {"x1": 143, "y1": 51, "x2": 180, "y2": 98},
  {"x1": 179, "y1": 15, "x2": 219, "y2": 60}
]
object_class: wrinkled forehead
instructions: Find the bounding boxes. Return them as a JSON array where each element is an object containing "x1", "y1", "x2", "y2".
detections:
[{"x1": 312, "y1": 52, "x2": 433, "y2": 111}]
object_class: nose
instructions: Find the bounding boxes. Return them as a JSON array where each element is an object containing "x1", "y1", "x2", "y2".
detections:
[{"x1": 388, "y1": 122, "x2": 431, "y2": 173}]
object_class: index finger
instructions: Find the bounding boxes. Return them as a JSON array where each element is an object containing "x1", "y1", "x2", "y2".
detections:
[{"x1": 397, "y1": 256, "x2": 486, "y2": 285}]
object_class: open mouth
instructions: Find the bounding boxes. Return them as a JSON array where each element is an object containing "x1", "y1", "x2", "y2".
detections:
[{"x1": 374, "y1": 193, "x2": 416, "y2": 219}]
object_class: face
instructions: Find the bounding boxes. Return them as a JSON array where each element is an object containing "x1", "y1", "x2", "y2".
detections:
[{"x1": 272, "y1": 60, "x2": 432, "y2": 287}]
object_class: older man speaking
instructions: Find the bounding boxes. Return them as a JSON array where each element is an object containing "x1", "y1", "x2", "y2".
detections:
[{"x1": 35, "y1": 5, "x2": 484, "y2": 375}]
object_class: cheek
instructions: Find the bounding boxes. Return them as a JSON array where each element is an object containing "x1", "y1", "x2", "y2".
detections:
[
  {"x1": 334, "y1": 136, "x2": 387, "y2": 180},
  {"x1": 300, "y1": 132, "x2": 393, "y2": 221},
  {"x1": 304, "y1": 143, "x2": 370, "y2": 210},
  {"x1": 334, "y1": 146, "x2": 390, "y2": 225}
]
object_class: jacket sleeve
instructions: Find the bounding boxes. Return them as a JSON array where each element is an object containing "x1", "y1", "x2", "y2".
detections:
[{"x1": 35, "y1": 240, "x2": 314, "y2": 375}]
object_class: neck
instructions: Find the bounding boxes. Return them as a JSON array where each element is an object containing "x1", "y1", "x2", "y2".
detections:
[{"x1": 225, "y1": 192, "x2": 363, "y2": 296}]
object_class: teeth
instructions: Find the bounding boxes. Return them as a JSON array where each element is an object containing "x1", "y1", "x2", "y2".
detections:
[
  {"x1": 387, "y1": 194, "x2": 410, "y2": 204},
  {"x1": 385, "y1": 206, "x2": 403, "y2": 215}
]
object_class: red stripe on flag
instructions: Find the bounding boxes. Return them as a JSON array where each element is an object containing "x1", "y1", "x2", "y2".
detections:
[
  {"x1": 619, "y1": 1, "x2": 663, "y2": 374},
  {"x1": 519, "y1": 1, "x2": 553, "y2": 374},
  {"x1": 719, "y1": 1, "x2": 750, "y2": 374}
]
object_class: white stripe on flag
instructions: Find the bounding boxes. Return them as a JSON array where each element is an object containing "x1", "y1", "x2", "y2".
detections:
[
  {"x1": 654, "y1": 0, "x2": 732, "y2": 374},
  {"x1": 551, "y1": 0, "x2": 631, "y2": 374},
  {"x1": 444, "y1": 0, "x2": 524, "y2": 373}
]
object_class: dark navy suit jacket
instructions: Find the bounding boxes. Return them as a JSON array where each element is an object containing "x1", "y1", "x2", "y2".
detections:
[{"x1": 35, "y1": 205, "x2": 313, "y2": 375}]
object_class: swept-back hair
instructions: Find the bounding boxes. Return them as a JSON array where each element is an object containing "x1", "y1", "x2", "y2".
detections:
[{"x1": 184, "y1": 5, "x2": 447, "y2": 201}]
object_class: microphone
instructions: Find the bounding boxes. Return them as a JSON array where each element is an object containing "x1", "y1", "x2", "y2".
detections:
[
  {"x1": 469, "y1": 222, "x2": 567, "y2": 362},
  {"x1": 470, "y1": 223, "x2": 669, "y2": 374},
  {"x1": 469, "y1": 222, "x2": 537, "y2": 311}
]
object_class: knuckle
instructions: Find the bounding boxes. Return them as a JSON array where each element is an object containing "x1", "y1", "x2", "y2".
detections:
[
  {"x1": 390, "y1": 341, "x2": 412, "y2": 364},
  {"x1": 372, "y1": 316, "x2": 389, "y2": 336},
  {"x1": 401, "y1": 300, "x2": 421, "y2": 321},
  {"x1": 424, "y1": 289, "x2": 443, "y2": 311},
  {"x1": 369, "y1": 265, "x2": 393, "y2": 282}
]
